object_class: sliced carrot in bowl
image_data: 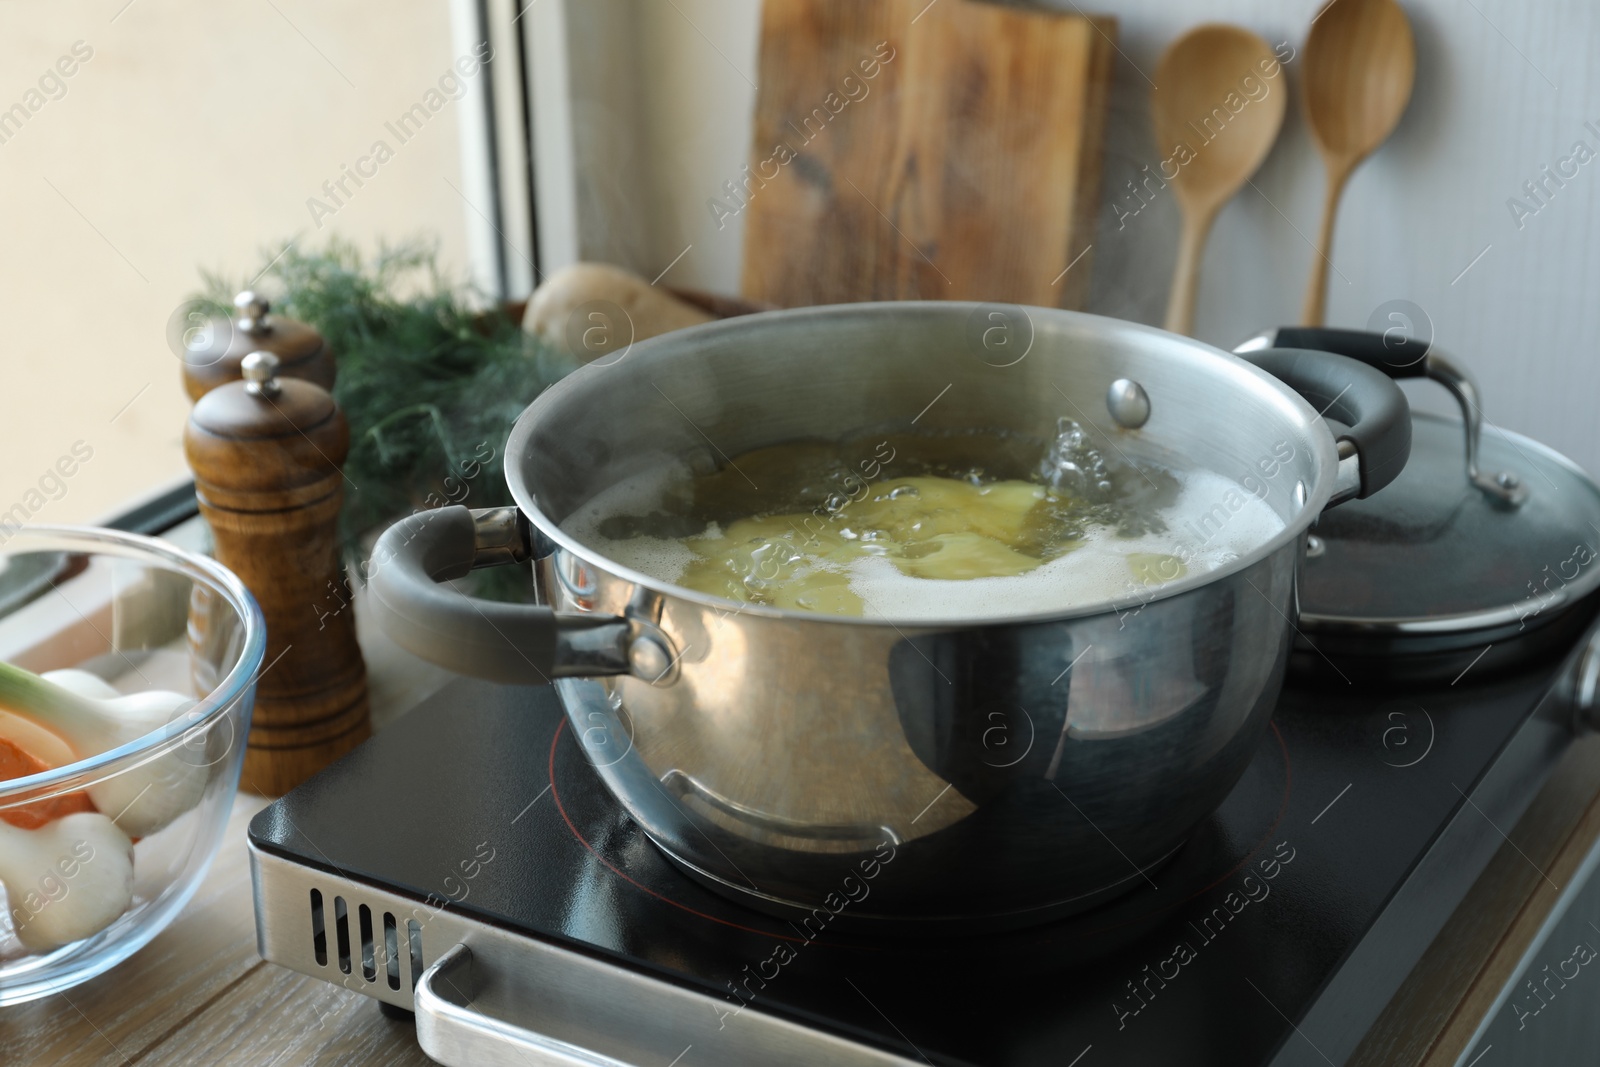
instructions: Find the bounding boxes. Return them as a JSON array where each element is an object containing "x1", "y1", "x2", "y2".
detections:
[{"x1": 0, "y1": 737, "x2": 97, "y2": 830}]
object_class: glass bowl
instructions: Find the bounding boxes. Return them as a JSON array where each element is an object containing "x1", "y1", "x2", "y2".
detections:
[{"x1": 0, "y1": 525, "x2": 263, "y2": 1005}]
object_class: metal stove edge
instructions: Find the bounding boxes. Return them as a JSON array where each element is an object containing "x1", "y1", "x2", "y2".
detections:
[
  {"x1": 1281, "y1": 683, "x2": 1575, "y2": 1065},
  {"x1": 1281, "y1": 620, "x2": 1600, "y2": 1066},
  {"x1": 248, "y1": 841, "x2": 920, "y2": 1067}
]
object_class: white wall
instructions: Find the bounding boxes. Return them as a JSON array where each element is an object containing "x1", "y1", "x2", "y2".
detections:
[
  {"x1": 0, "y1": 1, "x2": 476, "y2": 523},
  {"x1": 632, "y1": 0, "x2": 762, "y2": 292},
  {"x1": 534, "y1": 0, "x2": 762, "y2": 289},
  {"x1": 556, "y1": 0, "x2": 1600, "y2": 478}
]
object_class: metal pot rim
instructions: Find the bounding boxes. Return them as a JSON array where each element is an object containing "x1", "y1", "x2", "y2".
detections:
[{"x1": 505, "y1": 302, "x2": 1340, "y2": 629}]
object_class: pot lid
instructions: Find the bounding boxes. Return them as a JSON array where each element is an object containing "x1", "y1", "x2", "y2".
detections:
[{"x1": 1298, "y1": 410, "x2": 1600, "y2": 639}]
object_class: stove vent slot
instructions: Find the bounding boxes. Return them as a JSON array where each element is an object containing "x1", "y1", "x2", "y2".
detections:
[
  {"x1": 359, "y1": 904, "x2": 376, "y2": 982},
  {"x1": 383, "y1": 913, "x2": 400, "y2": 990},
  {"x1": 407, "y1": 919, "x2": 425, "y2": 989},
  {"x1": 304, "y1": 886, "x2": 416, "y2": 991},
  {"x1": 334, "y1": 896, "x2": 352, "y2": 974},
  {"x1": 309, "y1": 889, "x2": 327, "y2": 967}
]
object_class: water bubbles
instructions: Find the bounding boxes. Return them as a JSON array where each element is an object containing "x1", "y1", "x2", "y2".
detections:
[
  {"x1": 1039, "y1": 418, "x2": 1112, "y2": 501},
  {"x1": 741, "y1": 538, "x2": 804, "y2": 594},
  {"x1": 888, "y1": 484, "x2": 920, "y2": 500}
]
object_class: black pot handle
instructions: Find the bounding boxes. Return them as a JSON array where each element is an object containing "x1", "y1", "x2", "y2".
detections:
[
  {"x1": 1251, "y1": 326, "x2": 1430, "y2": 378},
  {"x1": 1241, "y1": 326, "x2": 1526, "y2": 507},
  {"x1": 1235, "y1": 348, "x2": 1412, "y2": 500},
  {"x1": 367, "y1": 506, "x2": 634, "y2": 685}
]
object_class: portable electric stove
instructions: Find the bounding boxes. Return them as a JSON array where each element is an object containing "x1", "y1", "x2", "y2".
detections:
[{"x1": 248, "y1": 599, "x2": 1600, "y2": 1067}]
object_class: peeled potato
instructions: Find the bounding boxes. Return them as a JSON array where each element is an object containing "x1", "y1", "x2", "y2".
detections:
[
  {"x1": 894, "y1": 533, "x2": 1042, "y2": 580},
  {"x1": 848, "y1": 478, "x2": 1045, "y2": 544},
  {"x1": 670, "y1": 476, "x2": 1065, "y2": 612},
  {"x1": 523, "y1": 263, "x2": 715, "y2": 362}
]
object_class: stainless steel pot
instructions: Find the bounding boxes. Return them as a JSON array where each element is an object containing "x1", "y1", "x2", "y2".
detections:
[{"x1": 370, "y1": 303, "x2": 1410, "y2": 928}]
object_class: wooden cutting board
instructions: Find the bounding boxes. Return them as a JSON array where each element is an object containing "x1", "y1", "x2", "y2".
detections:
[{"x1": 738, "y1": 0, "x2": 1116, "y2": 310}]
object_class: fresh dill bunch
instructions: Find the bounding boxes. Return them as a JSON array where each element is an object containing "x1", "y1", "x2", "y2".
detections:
[{"x1": 195, "y1": 238, "x2": 577, "y2": 600}]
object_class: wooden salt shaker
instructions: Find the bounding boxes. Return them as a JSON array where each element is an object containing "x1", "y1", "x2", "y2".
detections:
[
  {"x1": 180, "y1": 291, "x2": 336, "y2": 402},
  {"x1": 184, "y1": 352, "x2": 370, "y2": 795}
]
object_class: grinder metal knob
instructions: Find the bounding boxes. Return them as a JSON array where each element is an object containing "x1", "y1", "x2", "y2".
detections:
[
  {"x1": 241, "y1": 351, "x2": 282, "y2": 398},
  {"x1": 234, "y1": 290, "x2": 272, "y2": 335}
]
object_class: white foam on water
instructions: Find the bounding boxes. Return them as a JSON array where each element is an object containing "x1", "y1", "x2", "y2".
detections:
[
  {"x1": 561, "y1": 466, "x2": 698, "y2": 583},
  {"x1": 564, "y1": 465, "x2": 1287, "y2": 621}
]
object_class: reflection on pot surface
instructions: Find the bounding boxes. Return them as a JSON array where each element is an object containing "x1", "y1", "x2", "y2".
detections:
[{"x1": 546, "y1": 540, "x2": 1294, "y2": 926}]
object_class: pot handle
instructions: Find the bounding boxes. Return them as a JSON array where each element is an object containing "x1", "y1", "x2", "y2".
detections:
[
  {"x1": 415, "y1": 945, "x2": 630, "y2": 1066},
  {"x1": 1244, "y1": 326, "x2": 1430, "y2": 377},
  {"x1": 1234, "y1": 347, "x2": 1412, "y2": 501},
  {"x1": 1237, "y1": 326, "x2": 1527, "y2": 506},
  {"x1": 414, "y1": 942, "x2": 919, "y2": 1066},
  {"x1": 367, "y1": 506, "x2": 634, "y2": 685}
]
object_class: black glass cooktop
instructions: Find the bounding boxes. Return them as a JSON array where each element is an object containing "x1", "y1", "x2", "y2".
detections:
[{"x1": 251, "y1": 651, "x2": 1580, "y2": 1066}]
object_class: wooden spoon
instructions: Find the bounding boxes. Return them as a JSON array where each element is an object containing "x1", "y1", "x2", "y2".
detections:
[
  {"x1": 1300, "y1": 0, "x2": 1416, "y2": 325},
  {"x1": 1152, "y1": 25, "x2": 1288, "y2": 336}
]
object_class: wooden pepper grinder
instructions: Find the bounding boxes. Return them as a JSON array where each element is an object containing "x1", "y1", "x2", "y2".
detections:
[
  {"x1": 180, "y1": 291, "x2": 337, "y2": 401},
  {"x1": 184, "y1": 351, "x2": 370, "y2": 795}
]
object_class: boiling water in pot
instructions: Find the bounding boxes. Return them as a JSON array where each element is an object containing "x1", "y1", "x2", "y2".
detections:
[{"x1": 564, "y1": 421, "x2": 1287, "y2": 620}]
